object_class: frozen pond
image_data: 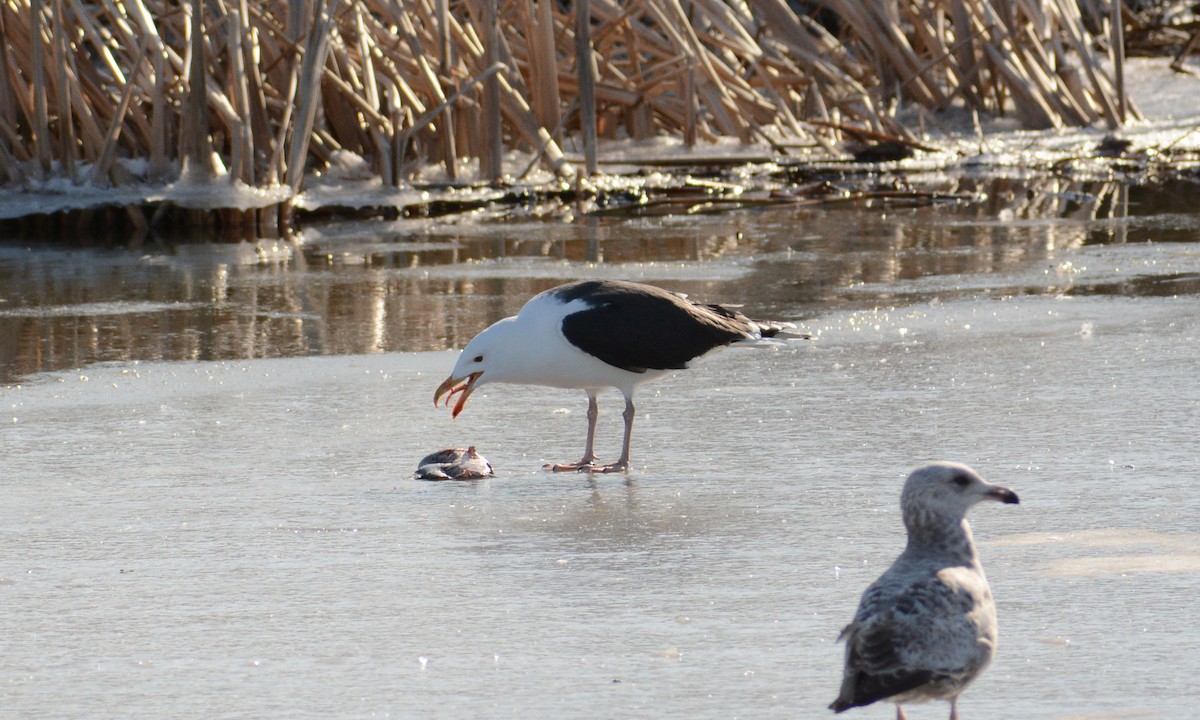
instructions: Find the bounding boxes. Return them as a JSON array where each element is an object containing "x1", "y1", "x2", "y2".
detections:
[{"x1": 2, "y1": 177, "x2": 1199, "y2": 718}]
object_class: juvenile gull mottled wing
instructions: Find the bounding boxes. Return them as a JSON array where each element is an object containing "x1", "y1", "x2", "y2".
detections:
[{"x1": 832, "y1": 562, "x2": 998, "y2": 711}]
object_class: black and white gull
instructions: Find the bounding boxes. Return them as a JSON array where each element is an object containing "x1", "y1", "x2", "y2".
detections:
[
  {"x1": 434, "y1": 279, "x2": 793, "y2": 473},
  {"x1": 831, "y1": 462, "x2": 1019, "y2": 720}
]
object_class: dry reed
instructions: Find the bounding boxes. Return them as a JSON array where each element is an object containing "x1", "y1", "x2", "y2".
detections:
[{"x1": 0, "y1": 0, "x2": 1138, "y2": 208}]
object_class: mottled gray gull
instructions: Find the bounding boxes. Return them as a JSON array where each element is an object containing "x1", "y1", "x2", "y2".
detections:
[
  {"x1": 831, "y1": 462, "x2": 1019, "y2": 720},
  {"x1": 434, "y1": 279, "x2": 794, "y2": 473}
]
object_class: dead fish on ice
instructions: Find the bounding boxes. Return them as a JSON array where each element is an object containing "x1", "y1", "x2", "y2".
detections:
[{"x1": 415, "y1": 446, "x2": 495, "y2": 480}]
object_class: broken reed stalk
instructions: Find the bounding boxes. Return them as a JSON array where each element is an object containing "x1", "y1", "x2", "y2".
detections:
[
  {"x1": 434, "y1": 0, "x2": 458, "y2": 181},
  {"x1": 94, "y1": 35, "x2": 152, "y2": 187},
  {"x1": 287, "y1": 0, "x2": 334, "y2": 192},
  {"x1": 479, "y1": 0, "x2": 502, "y2": 179},
  {"x1": 575, "y1": 0, "x2": 597, "y2": 175},
  {"x1": 182, "y1": 0, "x2": 214, "y2": 178},
  {"x1": 51, "y1": 0, "x2": 76, "y2": 180},
  {"x1": 0, "y1": 0, "x2": 1145, "y2": 212},
  {"x1": 529, "y1": 0, "x2": 561, "y2": 144},
  {"x1": 233, "y1": 7, "x2": 259, "y2": 185},
  {"x1": 1111, "y1": 0, "x2": 1127, "y2": 125},
  {"x1": 30, "y1": 0, "x2": 50, "y2": 178}
]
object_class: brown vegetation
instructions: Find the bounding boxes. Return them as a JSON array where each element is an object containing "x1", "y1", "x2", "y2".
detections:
[{"x1": 0, "y1": 0, "x2": 1139, "y2": 200}]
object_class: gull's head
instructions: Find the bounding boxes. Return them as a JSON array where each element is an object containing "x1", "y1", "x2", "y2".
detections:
[
  {"x1": 901, "y1": 462, "x2": 1019, "y2": 525},
  {"x1": 433, "y1": 319, "x2": 518, "y2": 418}
]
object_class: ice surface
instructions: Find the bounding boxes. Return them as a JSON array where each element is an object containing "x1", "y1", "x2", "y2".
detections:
[
  {"x1": 2, "y1": 97, "x2": 1200, "y2": 714},
  {"x1": 2, "y1": 288, "x2": 1198, "y2": 718}
]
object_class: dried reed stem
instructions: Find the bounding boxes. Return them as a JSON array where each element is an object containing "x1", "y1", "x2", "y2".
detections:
[
  {"x1": 479, "y1": 0, "x2": 502, "y2": 178},
  {"x1": 0, "y1": 0, "x2": 1140, "y2": 205},
  {"x1": 575, "y1": 0, "x2": 598, "y2": 174}
]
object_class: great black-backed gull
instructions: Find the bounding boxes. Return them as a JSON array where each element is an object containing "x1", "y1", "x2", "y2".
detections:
[
  {"x1": 434, "y1": 279, "x2": 791, "y2": 473},
  {"x1": 831, "y1": 462, "x2": 1019, "y2": 720}
]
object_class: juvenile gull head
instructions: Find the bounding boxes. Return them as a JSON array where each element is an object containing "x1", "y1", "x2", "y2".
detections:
[
  {"x1": 830, "y1": 462, "x2": 1019, "y2": 720},
  {"x1": 900, "y1": 463, "x2": 1020, "y2": 553}
]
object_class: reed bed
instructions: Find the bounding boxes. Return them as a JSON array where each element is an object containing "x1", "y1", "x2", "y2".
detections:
[{"x1": 0, "y1": 0, "x2": 1137, "y2": 204}]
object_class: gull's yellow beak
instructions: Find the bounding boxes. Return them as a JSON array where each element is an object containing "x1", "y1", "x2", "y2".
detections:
[{"x1": 433, "y1": 372, "x2": 483, "y2": 419}]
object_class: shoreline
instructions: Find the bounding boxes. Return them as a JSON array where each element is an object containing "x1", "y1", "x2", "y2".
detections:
[{"x1": 2, "y1": 109, "x2": 1198, "y2": 243}]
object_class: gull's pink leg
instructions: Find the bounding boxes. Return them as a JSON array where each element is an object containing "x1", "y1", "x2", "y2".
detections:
[
  {"x1": 585, "y1": 395, "x2": 633, "y2": 473},
  {"x1": 545, "y1": 392, "x2": 602, "y2": 471}
]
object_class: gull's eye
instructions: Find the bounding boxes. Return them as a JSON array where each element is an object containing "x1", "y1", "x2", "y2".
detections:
[
  {"x1": 473, "y1": 355, "x2": 484, "y2": 363},
  {"x1": 952, "y1": 473, "x2": 971, "y2": 488}
]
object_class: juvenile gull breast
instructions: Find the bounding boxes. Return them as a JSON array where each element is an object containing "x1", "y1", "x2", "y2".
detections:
[{"x1": 830, "y1": 462, "x2": 1019, "y2": 720}]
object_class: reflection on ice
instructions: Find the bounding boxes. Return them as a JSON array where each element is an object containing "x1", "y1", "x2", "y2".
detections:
[
  {"x1": 841, "y1": 240, "x2": 1200, "y2": 300},
  {"x1": 4, "y1": 177, "x2": 1200, "y2": 384},
  {"x1": 992, "y1": 529, "x2": 1200, "y2": 576},
  {"x1": 0, "y1": 300, "x2": 204, "y2": 318},
  {"x1": 405, "y1": 257, "x2": 755, "y2": 282}
]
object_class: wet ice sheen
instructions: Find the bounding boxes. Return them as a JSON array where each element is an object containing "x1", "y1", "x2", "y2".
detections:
[
  {"x1": 5, "y1": 179, "x2": 1200, "y2": 382},
  {"x1": 2, "y1": 289, "x2": 1198, "y2": 718}
]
